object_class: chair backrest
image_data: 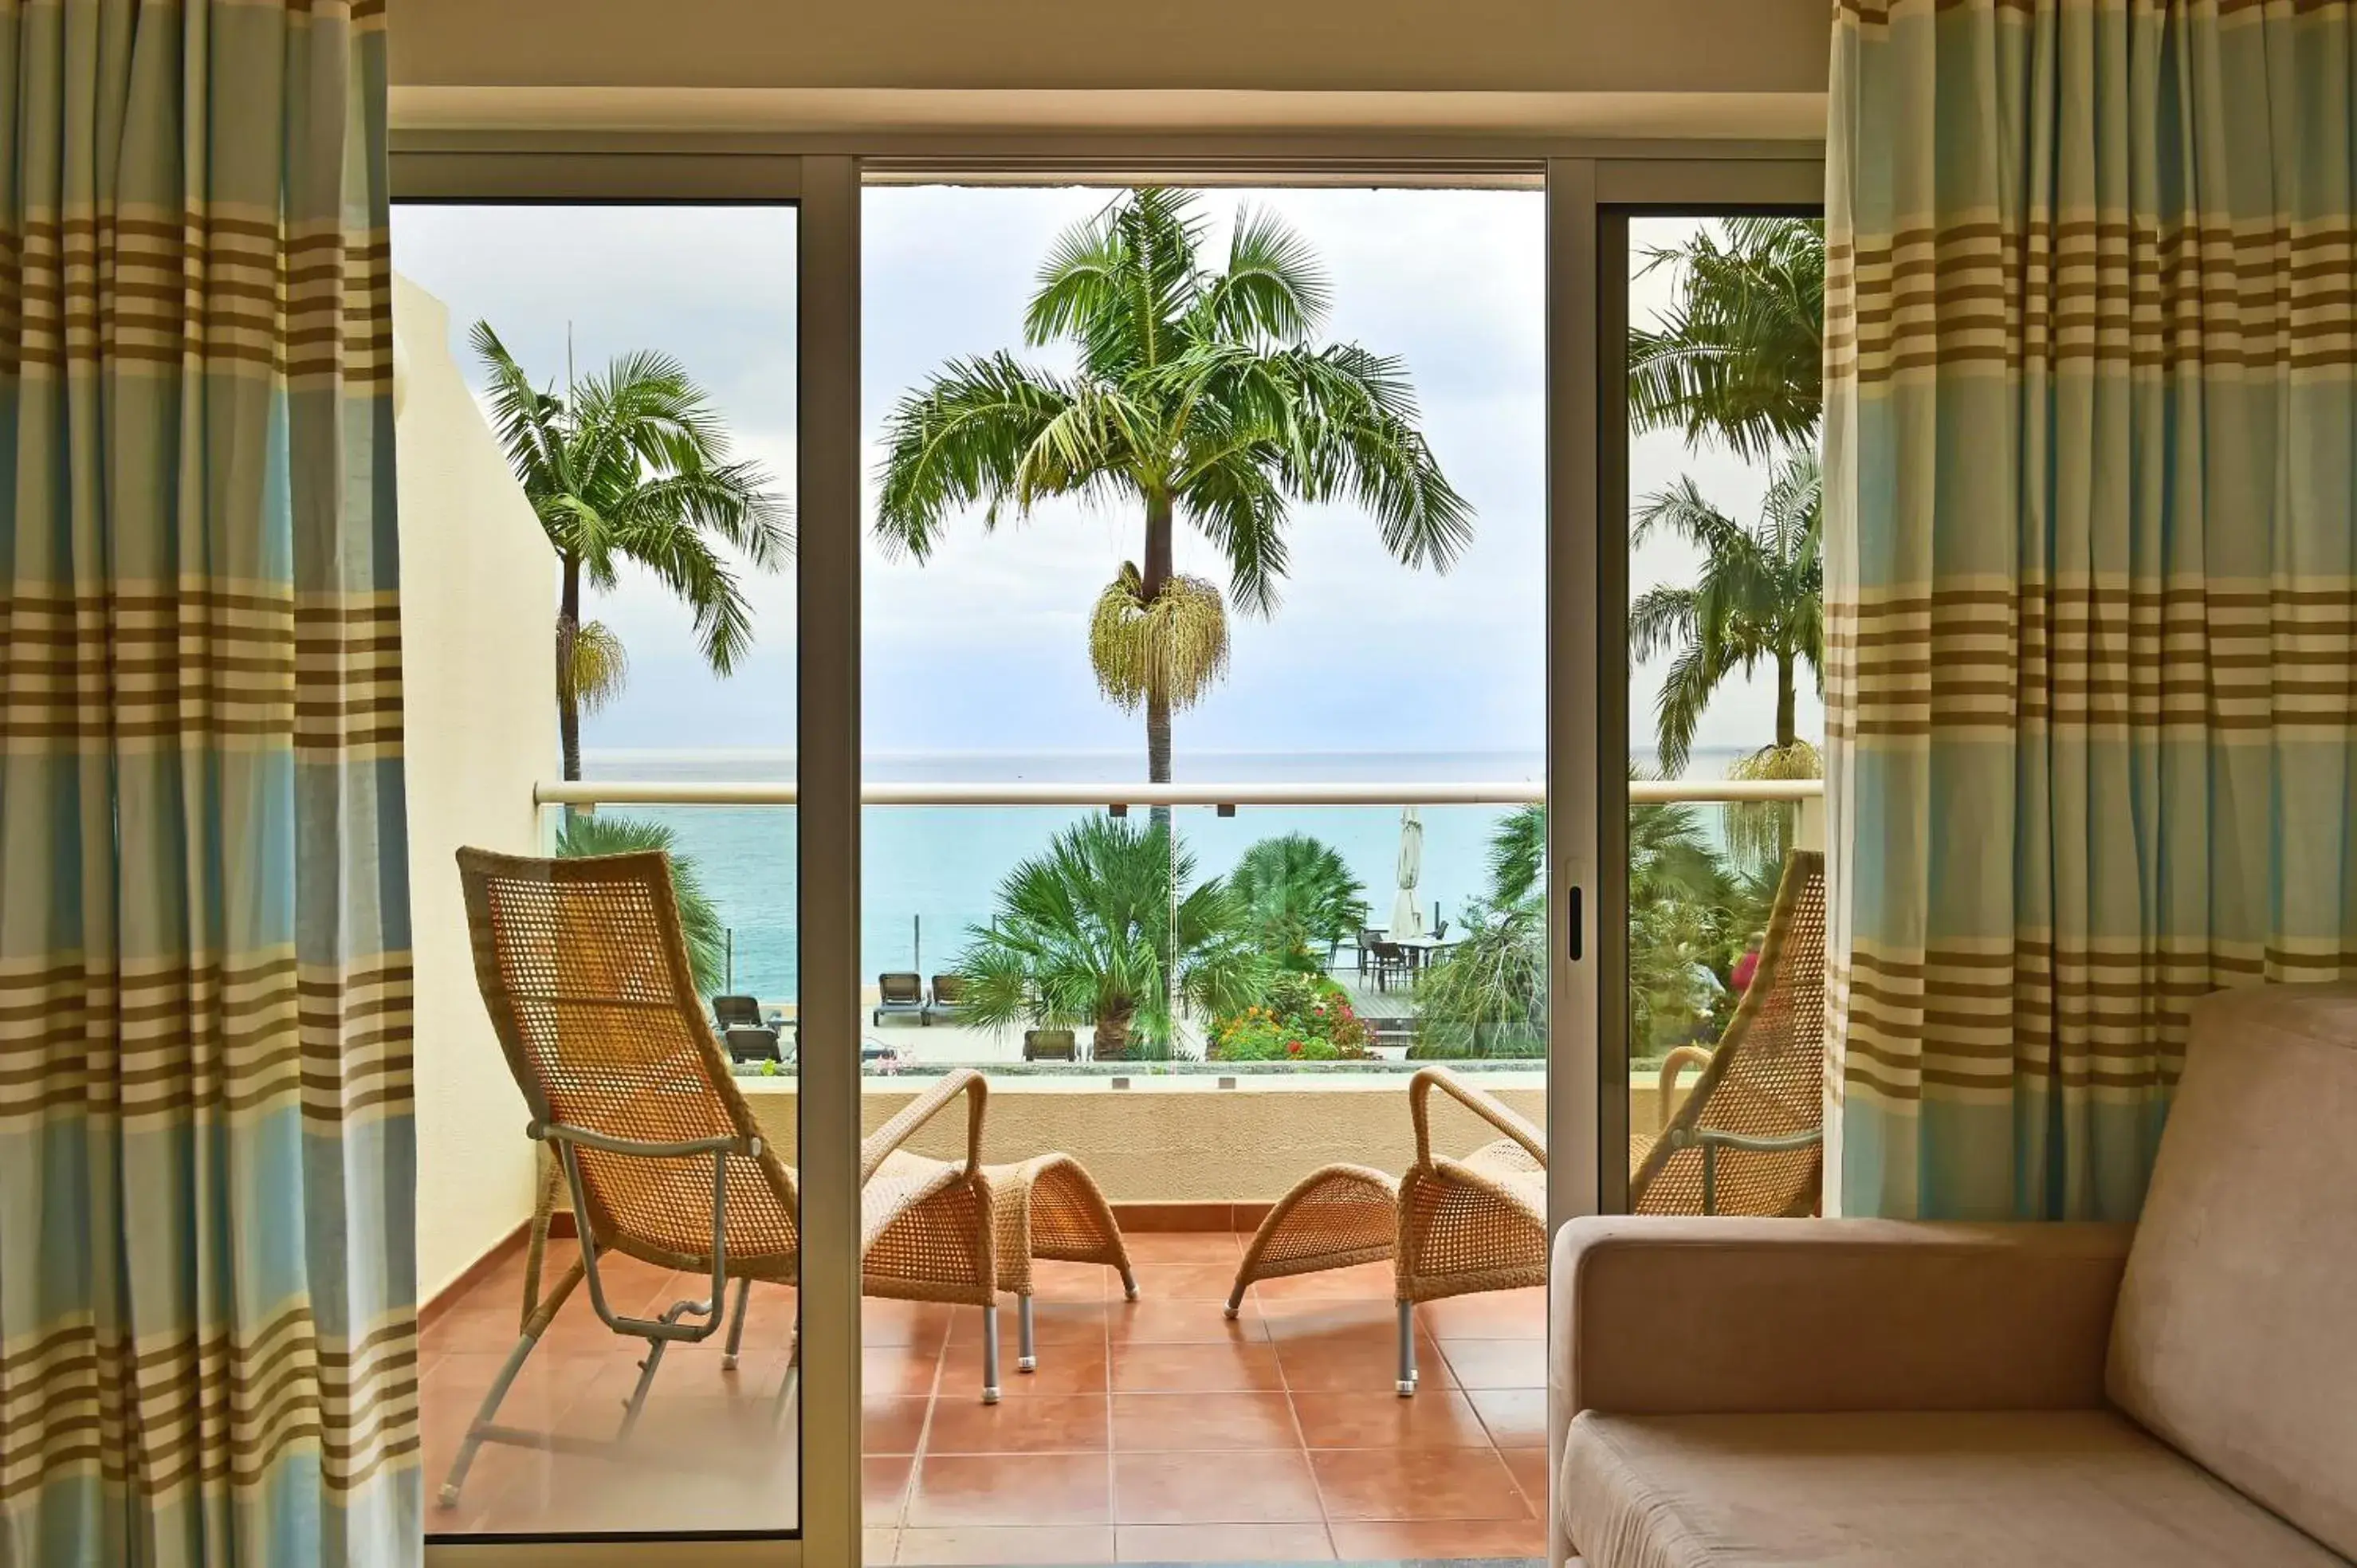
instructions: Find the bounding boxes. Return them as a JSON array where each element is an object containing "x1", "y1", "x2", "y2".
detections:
[
  {"x1": 1631, "y1": 849, "x2": 1825, "y2": 1217},
  {"x1": 457, "y1": 847, "x2": 799, "y2": 1271},
  {"x1": 931, "y1": 973, "x2": 966, "y2": 1006},
  {"x1": 713, "y1": 992, "x2": 763, "y2": 1027},
  {"x1": 879, "y1": 972, "x2": 922, "y2": 1004},
  {"x1": 2108, "y1": 984, "x2": 2357, "y2": 1558},
  {"x1": 725, "y1": 1024, "x2": 782, "y2": 1064}
]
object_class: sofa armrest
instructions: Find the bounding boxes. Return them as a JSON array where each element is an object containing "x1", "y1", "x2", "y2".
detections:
[{"x1": 1551, "y1": 1217, "x2": 2134, "y2": 1425}]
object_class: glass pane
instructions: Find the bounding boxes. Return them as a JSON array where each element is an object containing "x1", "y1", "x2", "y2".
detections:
[
  {"x1": 858, "y1": 183, "x2": 1548, "y2": 1561},
  {"x1": 393, "y1": 202, "x2": 802, "y2": 1539},
  {"x1": 1624, "y1": 213, "x2": 1829, "y2": 1218}
]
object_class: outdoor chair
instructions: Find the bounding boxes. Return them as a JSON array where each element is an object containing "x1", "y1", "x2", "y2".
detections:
[
  {"x1": 1631, "y1": 848, "x2": 1826, "y2": 1216},
  {"x1": 1354, "y1": 927, "x2": 1384, "y2": 978},
  {"x1": 1023, "y1": 1027, "x2": 1077, "y2": 1062},
  {"x1": 926, "y1": 973, "x2": 968, "y2": 1024},
  {"x1": 713, "y1": 992, "x2": 764, "y2": 1029},
  {"x1": 1224, "y1": 851, "x2": 1827, "y2": 1393},
  {"x1": 873, "y1": 971, "x2": 927, "y2": 1025},
  {"x1": 1367, "y1": 938, "x2": 1412, "y2": 992},
  {"x1": 442, "y1": 848, "x2": 1130, "y2": 1510},
  {"x1": 723, "y1": 1024, "x2": 782, "y2": 1064},
  {"x1": 1229, "y1": 1065, "x2": 1545, "y2": 1395}
]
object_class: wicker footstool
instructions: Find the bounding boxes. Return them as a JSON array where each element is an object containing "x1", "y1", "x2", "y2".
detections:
[
  {"x1": 1225, "y1": 1068, "x2": 1548, "y2": 1395},
  {"x1": 985, "y1": 1153, "x2": 1140, "y2": 1373}
]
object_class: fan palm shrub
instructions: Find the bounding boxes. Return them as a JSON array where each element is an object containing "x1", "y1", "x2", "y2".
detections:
[
  {"x1": 471, "y1": 323, "x2": 792, "y2": 780},
  {"x1": 1229, "y1": 833, "x2": 1368, "y2": 972},
  {"x1": 954, "y1": 815, "x2": 1268, "y2": 1059}
]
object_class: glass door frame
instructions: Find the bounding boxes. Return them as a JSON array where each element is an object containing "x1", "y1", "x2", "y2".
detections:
[
  {"x1": 392, "y1": 138, "x2": 1822, "y2": 1568},
  {"x1": 1585, "y1": 165, "x2": 1825, "y2": 1218}
]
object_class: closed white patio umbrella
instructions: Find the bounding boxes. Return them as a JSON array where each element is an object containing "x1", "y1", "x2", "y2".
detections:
[{"x1": 1392, "y1": 807, "x2": 1425, "y2": 938}]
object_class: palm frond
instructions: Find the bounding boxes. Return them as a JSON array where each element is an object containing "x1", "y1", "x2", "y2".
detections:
[
  {"x1": 1628, "y1": 216, "x2": 1825, "y2": 462},
  {"x1": 873, "y1": 353, "x2": 1080, "y2": 556}
]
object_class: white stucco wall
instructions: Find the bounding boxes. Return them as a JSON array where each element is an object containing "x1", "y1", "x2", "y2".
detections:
[{"x1": 395, "y1": 273, "x2": 557, "y2": 1301}]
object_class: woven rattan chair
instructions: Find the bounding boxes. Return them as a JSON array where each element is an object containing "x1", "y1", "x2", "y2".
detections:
[
  {"x1": 1224, "y1": 851, "x2": 1828, "y2": 1394},
  {"x1": 1630, "y1": 848, "x2": 1826, "y2": 1217},
  {"x1": 1228, "y1": 1065, "x2": 1546, "y2": 1396},
  {"x1": 440, "y1": 848, "x2": 1019, "y2": 1510}
]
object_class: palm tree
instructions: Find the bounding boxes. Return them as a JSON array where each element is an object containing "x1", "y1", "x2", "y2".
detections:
[
  {"x1": 556, "y1": 813, "x2": 728, "y2": 996},
  {"x1": 471, "y1": 323, "x2": 792, "y2": 781},
  {"x1": 1229, "y1": 834, "x2": 1368, "y2": 971},
  {"x1": 1628, "y1": 216, "x2": 1825, "y2": 463},
  {"x1": 874, "y1": 189, "x2": 1471, "y2": 808},
  {"x1": 956, "y1": 815, "x2": 1269, "y2": 1059},
  {"x1": 1628, "y1": 450, "x2": 1824, "y2": 779}
]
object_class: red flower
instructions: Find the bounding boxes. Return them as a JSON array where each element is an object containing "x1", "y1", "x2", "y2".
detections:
[{"x1": 1287, "y1": 1039, "x2": 1303, "y2": 1055}]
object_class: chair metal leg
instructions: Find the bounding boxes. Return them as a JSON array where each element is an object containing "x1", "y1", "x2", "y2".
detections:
[
  {"x1": 981, "y1": 1303, "x2": 1002, "y2": 1403},
  {"x1": 722, "y1": 1276, "x2": 752, "y2": 1371},
  {"x1": 617, "y1": 1335, "x2": 671, "y2": 1440},
  {"x1": 772, "y1": 1328, "x2": 801, "y2": 1432},
  {"x1": 1396, "y1": 1300, "x2": 1418, "y2": 1397},
  {"x1": 439, "y1": 1321, "x2": 544, "y2": 1507},
  {"x1": 1017, "y1": 1295, "x2": 1037, "y2": 1373}
]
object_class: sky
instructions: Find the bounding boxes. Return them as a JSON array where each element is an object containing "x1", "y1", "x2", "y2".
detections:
[{"x1": 391, "y1": 193, "x2": 1819, "y2": 778}]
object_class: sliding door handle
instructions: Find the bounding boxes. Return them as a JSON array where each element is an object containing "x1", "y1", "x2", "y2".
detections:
[{"x1": 1566, "y1": 883, "x2": 1584, "y2": 962}]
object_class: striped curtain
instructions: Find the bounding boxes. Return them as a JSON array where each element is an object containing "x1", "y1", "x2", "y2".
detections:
[
  {"x1": 1825, "y1": 0, "x2": 2357, "y2": 1221},
  {"x1": 0, "y1": 3, "x2": 416, "y2": 1565}
]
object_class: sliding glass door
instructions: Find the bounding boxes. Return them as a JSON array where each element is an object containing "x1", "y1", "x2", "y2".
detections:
[{"x1": 391, "y1": 148, "x2": 1824, "y2": 1566}]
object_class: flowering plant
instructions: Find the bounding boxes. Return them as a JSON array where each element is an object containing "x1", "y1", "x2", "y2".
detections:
[{"x1": 1209, "y1": 972, "x2": 1370, "y2": 1062}]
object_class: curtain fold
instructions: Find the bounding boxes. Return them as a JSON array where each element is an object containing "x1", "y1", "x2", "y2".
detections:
[
  {"x1": 1825, "y1": 0, "x2": 2357, "y2": 1221},
  {"x1": 0, "y1": 2, "x2": 415, "y2": 1563}
]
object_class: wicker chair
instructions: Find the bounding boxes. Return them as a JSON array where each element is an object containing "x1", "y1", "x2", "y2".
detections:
[
  {"x1": 442, "y1": 849, "x2": 1122, "y2": 1510},
  {"x1": 1225, "y1": 851, "x2": 1828, "y2": 1394},
  {"x1": 1631, "y1": 849, "x2": 1826, "y2": 1217},
  {"x1": 1228, "y1": 1067, "x2": 1543, "y2": 1396}
]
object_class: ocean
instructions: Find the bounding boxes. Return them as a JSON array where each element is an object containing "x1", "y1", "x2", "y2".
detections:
[{"x1": 578, "y1": 747, "x2": 1746, "y2": 1003}]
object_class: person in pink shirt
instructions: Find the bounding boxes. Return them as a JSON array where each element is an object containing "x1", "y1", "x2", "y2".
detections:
[{"x1": 1730, "y1": 932, "x2": 1766, "y2": 995}]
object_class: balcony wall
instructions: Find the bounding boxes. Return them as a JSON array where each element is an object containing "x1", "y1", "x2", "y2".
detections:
[{"x1": 395, "y1": 274, "x2": 558, "y2": 1299}]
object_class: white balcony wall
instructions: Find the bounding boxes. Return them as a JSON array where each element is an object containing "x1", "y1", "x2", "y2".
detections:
[{"x1": 394, "y1": 275, "x2": 556, "y2": 1300}]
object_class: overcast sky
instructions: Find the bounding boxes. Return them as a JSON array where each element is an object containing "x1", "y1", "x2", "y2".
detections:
[{"x1": 392, "y1": 194, "x2": 1818, "y2": 777}]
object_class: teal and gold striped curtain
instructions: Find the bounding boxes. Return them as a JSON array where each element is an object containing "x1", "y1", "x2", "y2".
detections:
[
  {"x1": 1825, "y1": 0, "x2": 2357, "y2": 1221},
  {"x1": 0, "y1": 3, "x2": 416, "y2": 1562}
]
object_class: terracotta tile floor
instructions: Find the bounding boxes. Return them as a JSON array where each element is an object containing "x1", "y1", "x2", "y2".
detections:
[{"x1": 422, "y1": 1229, "x2": 1546, "y2": 1562}]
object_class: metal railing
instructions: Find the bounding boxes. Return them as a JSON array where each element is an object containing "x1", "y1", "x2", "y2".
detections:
[{"x1": 536, "y1": 778, "x2": 1823, "y2": 808}]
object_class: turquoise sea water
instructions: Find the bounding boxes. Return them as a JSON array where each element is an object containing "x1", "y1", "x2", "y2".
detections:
[{"x1": 579, "y1": 748, "x2": 1741, "y2": 1004}]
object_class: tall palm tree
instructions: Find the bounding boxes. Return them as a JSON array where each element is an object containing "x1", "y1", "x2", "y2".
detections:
[
  {"x1": 471, "y1": 323, "x2": 792, "y2": 781},
  {"x1": 875, "y1": 189, "x2": 1471, "y2": 807},
  {"x1": 1628, "y1": 451, "x2": 1824, "y2": 779},
  {"x1": 955, "y1": 815, "x2": 1268, "y2": 1059},
  {"x1": 1628, "y1": 216, "x2": 1825, "y2": 462}
]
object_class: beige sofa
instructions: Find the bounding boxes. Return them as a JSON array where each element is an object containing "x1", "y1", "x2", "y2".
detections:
[{"x1": 1549, "y1": 983, "x2": 2357, "y2": 1566}]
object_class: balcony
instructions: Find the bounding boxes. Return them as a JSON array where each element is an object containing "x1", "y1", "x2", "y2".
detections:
[{"x1": 411, "y1": 772, "x2": 1821, "y2": 1560}]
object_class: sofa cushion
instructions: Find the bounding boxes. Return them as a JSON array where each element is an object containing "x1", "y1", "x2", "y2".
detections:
[
  {"x1": 1559, "y1": 1409, "x2": 2346, "y2": 1567},
  {"x1": 2108, "y1": 984, "x2": 2357, "y2": 1558}
]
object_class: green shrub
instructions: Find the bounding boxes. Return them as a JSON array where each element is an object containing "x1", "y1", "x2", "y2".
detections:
[{"x1": 1209, "y1": 972, "x2": 1370, "y2": 1062}]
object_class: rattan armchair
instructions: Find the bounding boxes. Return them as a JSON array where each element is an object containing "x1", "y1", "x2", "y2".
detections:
[
  {"x1": 1229, "y1": 1065, "x2": 1546, "y2": 1396},
  {"x1": 1225, "y1": 851, "x2": 1829, "y2": 1396},
  {"x1": 1629, "y1": 849, "x2": 1826, "y2": 1218},
  {"x1": 438, "y1": 849, "x2": 1023, "y2": 1511}
]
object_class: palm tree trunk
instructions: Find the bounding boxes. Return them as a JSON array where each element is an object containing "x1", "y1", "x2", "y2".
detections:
[
  {"x1": 1774, "y1": 650, "x2": 1797, "y2": 751},
  {"x1": 1095, "y1": 1002, "x2": 1133, "y2": 1062},
  {"x1": 1141, "y1": 491, "x2": 1178, "y2": 1051},
  {"x1": 559, "y1": 552, "x2": 583, "y2": 783}
]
